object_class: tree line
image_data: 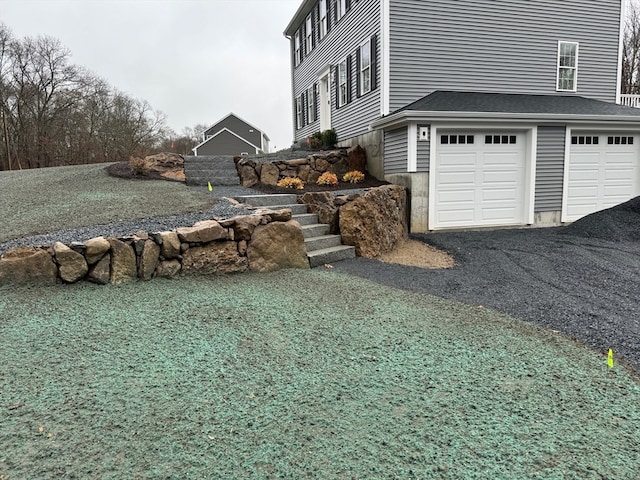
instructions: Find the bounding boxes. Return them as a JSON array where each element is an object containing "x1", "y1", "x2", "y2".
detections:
[{"x1": 0, "y1": 24, "x2": 209, "y2": 171}]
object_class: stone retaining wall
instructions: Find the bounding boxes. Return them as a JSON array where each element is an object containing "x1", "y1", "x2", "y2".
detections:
[
  {"x1": 235, "y1": 146, "x2": 367, "y2": 188},
  {"x1": 0, "y1": 210, "x2": 309, "y2": 287}
]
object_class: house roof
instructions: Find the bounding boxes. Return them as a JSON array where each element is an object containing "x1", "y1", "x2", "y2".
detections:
[
  {"x1": 192, "y1": 127, "x2": 262, "y2": 154},
  {"x1": 373, "y1": 91, "x2": 640, "y2": 129},
  {"x1": 284, "y1": 0, "x2": 315, "y2": 36},
  {"x1": 202, "y1": 112, "x2": 270, "y2": 142}
]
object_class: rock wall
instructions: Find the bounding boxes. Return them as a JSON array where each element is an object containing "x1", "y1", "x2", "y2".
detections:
[
  {"x1": 235, "y1": 146, "x2": 368, "y2": 188},
  {"x1": 299, "y1": 185, "x2": 408, "y2": 258},
  {"x1": 0, "y1": 210, "x2": 309, "y2": 287}
]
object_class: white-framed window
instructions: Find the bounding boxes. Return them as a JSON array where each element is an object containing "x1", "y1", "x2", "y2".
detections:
[
  {"x1": 295, "y1": 96, "x2": 303, "y2": 129},
  {"x1": 319, "y1": 0, "x2": 328, "y2": 38},
  {"x1": 294, "y1": 31, "x2": 302, "y2": 66},
  {"x1": 359, "y1": 40, "x2": 371, "y2": 96},
  {"x1": 338, "y1": 59, "x2": 348, "y2": 107},
  {"x1": 557, "y1": 41, "x2": 578, "y2": 92},
  {"x1": 305, "y1": 14, "x2": 313, "y2": 53},
  {"x1": 335, "y1": 0, "x2": 346, "y2": 21},
  {"x1": 307, "y1": 85, "x2": 315, "y2": 123}
]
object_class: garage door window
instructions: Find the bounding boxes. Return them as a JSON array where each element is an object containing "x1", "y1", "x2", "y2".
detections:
[
  {"x1": 485, "y1": 135, "x2": 517, "y2": 144},
  {"x1": 608, "y1": 136, "x2": 634, "y2": 145},
  {"x1": 571, "y1": 135, "x2": 599, "y2": 145},
  {"x1": 441, "y1": 135, "x2": 474, "y2": 145}
]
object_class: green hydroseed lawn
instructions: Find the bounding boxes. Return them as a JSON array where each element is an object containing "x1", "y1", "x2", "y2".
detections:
[
  {"x1": 0, "y1": 163, "x2": 213, "y2": 243},
  {"x1": 1, "y1": 270, "x2": 639, "y2": 479}
]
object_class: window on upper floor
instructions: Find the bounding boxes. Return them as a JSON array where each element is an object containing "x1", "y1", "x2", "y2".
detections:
[
  {"x1": 359, "y1": 40, "x2": 371, "y2": 96},
  {"x1": 295, "y1": 96, "x2": 303, "y2": 129},
  {"x1": 294, "y1": 31, "x2": 302, "y2": 67},
  {"x1": 319, "y1": 0, "x2": 328, "y2": 38},
  {"x1": 306, "y1": 14, "x2": 313, "y2": 53},
  {"x1": 334, "y1": 0, "x2": 348, "y2": 22},
  {"x1": 557, "y1": 41, "x2": 578, "y2": 92},
  {"x1": 338, "y1": 59, "x2": 348, "y2": 107}
]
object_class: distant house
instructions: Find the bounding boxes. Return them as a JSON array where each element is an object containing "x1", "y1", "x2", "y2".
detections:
[
  {"x1": 285, "y1": 0, "x2": 640, "y2": 233},
  {"x1": 192, "y1": 113, "x2": 270, "y2": 156}
]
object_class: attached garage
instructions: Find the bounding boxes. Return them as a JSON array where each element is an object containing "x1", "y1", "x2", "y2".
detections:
[
  {"x1": 563, "y1": 132, "x2": 640, "y2": 222},
  {"x1": 430, "y1": 130, "x2": 532, "y2": 230}
]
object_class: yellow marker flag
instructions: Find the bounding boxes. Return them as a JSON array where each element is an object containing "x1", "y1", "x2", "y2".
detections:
[
  {"x1": 207, "y1": 182, "x2": 213, "y2": 192},
  {"x1": 608, "y1": 349, "x2": 614, "y2": 368}
]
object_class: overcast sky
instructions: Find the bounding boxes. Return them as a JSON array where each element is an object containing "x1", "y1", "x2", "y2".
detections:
[{"x1": 0, "y1": 0, "x2": 301, "y2": 151}]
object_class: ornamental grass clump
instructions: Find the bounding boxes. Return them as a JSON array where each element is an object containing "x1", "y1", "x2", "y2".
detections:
[
  {"x1": 317, "y1": 172, "x2": 338, "y2": 186},
  {"x1": 343, "y1": 170, "x2": 365, "y2": 184},
  {"x1": 277, "y1": 177, "x2": 305, "y2": 189}
]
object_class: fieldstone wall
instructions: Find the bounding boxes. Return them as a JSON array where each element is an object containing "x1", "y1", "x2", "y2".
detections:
[
  {"x1": 0, "y1": 209, "x2": 309, "y2": 287},
  {"x1": 235, "y1": 146, "x2": 368, "y2": 188}
]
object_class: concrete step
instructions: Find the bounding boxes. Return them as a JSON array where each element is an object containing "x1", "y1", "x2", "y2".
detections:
[
  {"x1": 293, "y1": 213, "x2": 319, "y2": 226},
  {"x1": 247, "y1": 203, "x2": 307, "y2": 215},
  {"x1": 301, "y1": 223, "x2": 330, "y2": 238},
  {"x1": 236, "y1": 194, "x2": 299, "y2": 206},
  {"x1": 186, "y1": 177, "x2": 240, "y2": 186},
  {"x1": 307, "y1": 245, "x2": 356, "y2": 268},
  {"x1": 304, "y1": 234, "x2": 343, "y2": 251}
]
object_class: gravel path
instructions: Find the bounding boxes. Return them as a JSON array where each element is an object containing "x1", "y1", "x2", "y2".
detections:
[{"x1": 334, "y1": 224, "x2": 640, "y2": 374}]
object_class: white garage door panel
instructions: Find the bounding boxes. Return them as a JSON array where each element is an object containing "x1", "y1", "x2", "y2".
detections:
[
  {"x1": 566, "y1": 133, "x2": 640, "y2": 222},
  {"x1": 433, "y1": 131, "x2": 527, "y2": 229}
]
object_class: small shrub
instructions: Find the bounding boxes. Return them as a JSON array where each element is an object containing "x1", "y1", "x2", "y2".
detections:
[
  {"x1": 309, "y1": 132, "x2": 323, "y2": 149},
  {"x1": 277, "y1": 177, "x2": 305, "y2": 189},
  {"x1": 129, "y1": 156, "x2": 147, "y2": 176},
  {"x1": 321, "y1": 129, "x2": 338, "y2": 148},
  {"x1": 343, "y1": 170, "x2": 365, "y2": 184},
  {"x1": 317, "y1": 172, "x2": 338, "y2": 186}
]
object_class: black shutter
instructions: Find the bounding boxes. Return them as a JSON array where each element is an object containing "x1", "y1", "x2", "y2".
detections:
[
  {"x1": 371, "y1": 35, "x2": 378, "y2": 91},
  {"x1": 334, "y1": 65, "x2": 340, "y2": 109},
  {"x1": 302, "y1": 91, "x2": 307, "y2": 127},
  {"x1": 346, "y1": 0, "x2": 351, "y2": 13},
  {"x1": 346, "y1": 55, "x2": 352, "y2": 104},
  {"x1": 300, "y1": 25, "x2": 306, "y2": 58},
  {"x1": 311, "y1": 6, "x2": 317, "y2": 49},
  {"x1": 314, "y1": 84, "x2": 319, "y2": 121},
  {"x1": 326, "y1": 0, "x2": 332, "y2": 33},
  {"x1": 356, "y1": 47, "x2": 361, "y2": 98}
]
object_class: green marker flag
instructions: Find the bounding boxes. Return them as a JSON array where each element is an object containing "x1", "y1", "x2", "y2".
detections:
[
  {"x1": 207, "y1": 181, "x2": 213, "y2": 192},
  {"x1": 608, "y1": 349, "x2": 614, "y2": 368}
]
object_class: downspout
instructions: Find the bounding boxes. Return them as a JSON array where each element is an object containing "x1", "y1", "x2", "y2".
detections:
[{"x1": 284, "y1": 32, "x2": 295, "y2": 145}]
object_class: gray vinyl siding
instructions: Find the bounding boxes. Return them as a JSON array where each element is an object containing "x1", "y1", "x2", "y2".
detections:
[
  {"x1": 416, "y1": 124, "x2": 430, "y2": 172},
  {"x1": 205, "y1": 115, "x2": 262, "y2": 148},
  {"x1": 384, "y1": 127, "x2": 408, "y2": 174},
  {"x1": 388, "y1": 0, "x2": 622, "y2": 111},
  {"x1": 196, "y1": 131, "x2": 257, "y2": 156},
  {"x1": 290, "y1": 0, "x2": 381, "y2": 142},
  {"x1": 535, "y1": 126, "x2": 566, "y2": 213}
]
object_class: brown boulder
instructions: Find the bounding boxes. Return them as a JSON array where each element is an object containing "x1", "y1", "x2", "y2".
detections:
[
  {"x1": 87, "y1": 254, "x2": 111, "y2": 285},
  {"x1": 231, "y1": 214, "x2": 263, "y2": 241},
  {"x1": 239, "y1": 164, "x2": 259, "y2": 187},
  {"x1": 138, "y1": 240, "x2": 160, "y2": 280},
  {"x1": 260, "y1": 163, "x2": 280, "y2": 186},
  {"x1": 108, "y1": 238, "x2": 137, "y2": 285},
  {"x1": 143, "y1": 152, "x2": 184, "y2": 173},
  {"x1": 0, "y1": 247, "x2": 58, "y2": 286},
  {"x1": 155, "y1": 259, "x2": 182, "y2": 278},
  {"x1": 347, "y1": 145, "x2": 367, "y2": 172},
  {"x1": 339, "y1": 185, "x2": 408, "y2": 257},
  {"x1": 182, "y1": 241, "x2": 248, "y2": 275},
  {"x1": 176, "y1": 220, "x2": 227, "y2": 244},
  {"x1": 53, "y1": 242, "x2": 88, "y2": 283},
  {"x1": 158, "y1": 231, "x2": 181, "y2": 259},
  {"x1": 247, "y1": 221, "x2": 309, "y2": 273},
  {"x1": 299, "y1": 192, "x2": 340, "y2": 233}
]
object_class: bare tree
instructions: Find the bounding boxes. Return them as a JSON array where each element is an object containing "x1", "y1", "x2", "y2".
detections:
[{"x1": 622, "y1": 2, "x2": 640, "y2": 94}]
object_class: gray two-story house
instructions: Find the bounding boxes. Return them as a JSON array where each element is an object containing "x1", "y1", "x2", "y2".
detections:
[
  {"x1": 285, "y1": 0, "x2": 640, "y2": 232},
  {"x1": 192, "y1": 113, "x2": 270, "y2": 156}
]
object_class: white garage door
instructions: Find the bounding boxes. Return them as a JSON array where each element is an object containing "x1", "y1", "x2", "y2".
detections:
[
  {"x1": 432, "y1": 132, "x2": 527, "y2": 229},
  {"x1": 565, "y1": 133, "x2": 640, "y2": 222}
]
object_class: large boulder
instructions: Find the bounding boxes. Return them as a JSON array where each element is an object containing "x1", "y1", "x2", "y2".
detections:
[
  {"x1": 138, "y1": 240, "x2": 160, "y2": 281},
  {"x1": 339, "y1": 185, "x2": 408, "y2": 257},
  {"x1": 0, "y1": 247, "x2": 58, "y2": 286},
  {"x1": 108, "y1": 238, "x2": 137, "y2": 285},
  {"x1": 156, "y1": 231, "x2": 181, "y2": 259},
  {"x1": 87, "y1": 254, "x2": 111, "y2": 285},
  {"x1": 231, "y1": 214, "x2": 263, "y2": 241},
  {"x1": 53, "y1": 242, "x2": 88, "y2": 283},
  {"x1": 155, "y1": 259, "x2": 182, "y2": 278},
  {"x1": 176, "y1": 220, "x2": 228, "y2": 244},
  {"x1": 347, "y1": 145, "x2": 367, "y2": 172},
  {"x1": 247, "y1": 221, "x2": 309, "y2": 272},
  {"x1": 260, "y1": 163, "x2": 280, "y2": 186},
  {"x1": 182, "y1": 241, "x2": 248, "y2": 275}
]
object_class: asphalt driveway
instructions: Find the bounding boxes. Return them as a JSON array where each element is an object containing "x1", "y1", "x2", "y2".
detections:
[{"x1": 333, "y1": 204, "x2": 640, "y2": 374}]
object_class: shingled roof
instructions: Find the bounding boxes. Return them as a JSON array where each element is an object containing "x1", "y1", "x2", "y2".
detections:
[{"x1": 396, "y1": 90, "x2": 640, "y2": 116}]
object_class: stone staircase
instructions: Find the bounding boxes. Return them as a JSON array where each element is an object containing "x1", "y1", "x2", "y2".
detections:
[
  {"x1": 183, "y1": 155, "x2": 240, "y2": 186},
  {"x1": 234, "y1": 194, "x2": 356, "y2": 268}
]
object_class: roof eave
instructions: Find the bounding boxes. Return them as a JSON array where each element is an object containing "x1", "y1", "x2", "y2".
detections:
[
  {"x1": 371, "y1": 110, "x2": 640, "y2": 129},
  {"x1": 284, "y1": 0, "x2": 315, "y2": 36}
]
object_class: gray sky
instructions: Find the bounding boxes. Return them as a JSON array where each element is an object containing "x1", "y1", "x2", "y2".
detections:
[{"x1": 0, "y1": 0, "x2": 301, "y2": 151}]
